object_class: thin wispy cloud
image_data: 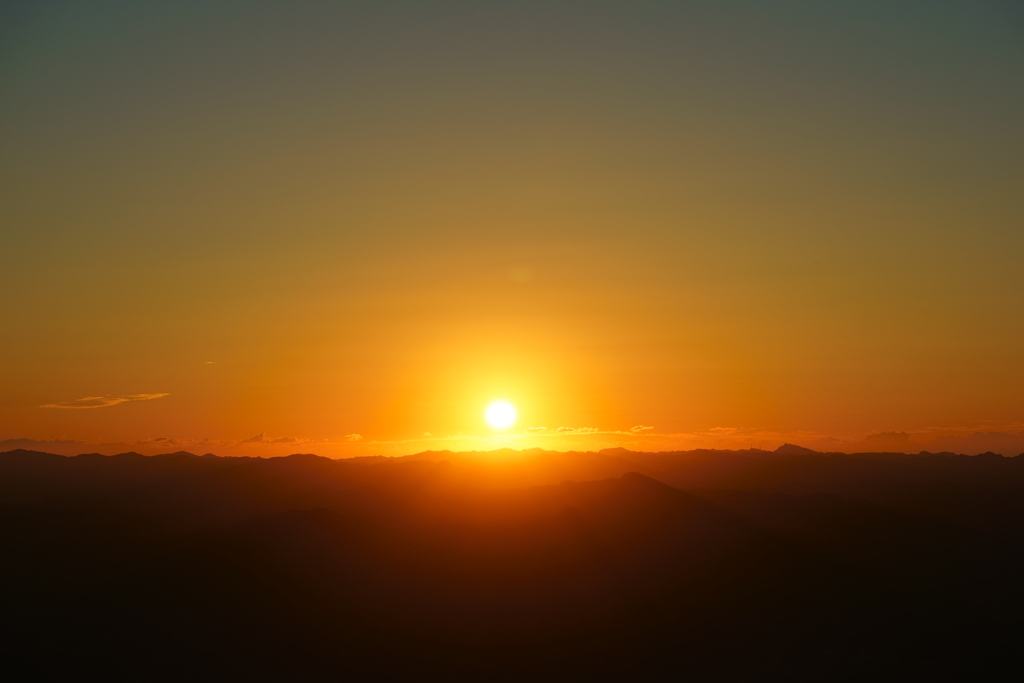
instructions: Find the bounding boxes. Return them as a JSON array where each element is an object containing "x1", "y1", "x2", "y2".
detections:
[
  {"x1": 865, "y1": 431, "x2": 912, "y2": 443},
  {"x1": 240, "y1": 433, "x2": 310, "y2": 445},
  {"x1": 41, "y1": 393, "x2": 170, "y2": 409},
  {"x1": 526, "y1": 426, "x2": 548, "y2": 432},
  {"x1": 630, "y1": 425, "x2": 654, "y2": 433},
  {"x1": 556, "y1": 427, "x2": 599, "y2": 433},
  {"x1": 239, "y1": 432, "x2": 311, "y2": 448},
  {"x1": 345, "y1": 434, "x2": 363, "y2": 442}
]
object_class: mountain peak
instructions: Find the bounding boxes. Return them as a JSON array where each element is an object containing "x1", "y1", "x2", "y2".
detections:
[{"x1": 774, "y1": 443, "x2": 818, "y2": 455}]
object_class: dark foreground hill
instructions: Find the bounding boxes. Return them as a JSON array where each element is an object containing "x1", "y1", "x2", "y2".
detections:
[{"x1": 2, "y1": 447, "x2": 1023, "y2": 681}]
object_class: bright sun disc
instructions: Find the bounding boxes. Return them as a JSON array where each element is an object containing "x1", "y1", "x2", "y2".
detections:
[{"x1": 485, "y1": 401, "x2": 517, "y2": 428}]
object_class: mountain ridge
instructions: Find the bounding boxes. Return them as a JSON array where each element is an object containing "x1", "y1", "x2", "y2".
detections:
[{"x1": 2, "y1": 446, "x2": 1022, "y2": 678}]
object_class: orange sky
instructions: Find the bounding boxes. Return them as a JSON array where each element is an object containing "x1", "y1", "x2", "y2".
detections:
[{"x1": 2, "y1": 2, "x2": 1023, "y2": 457}]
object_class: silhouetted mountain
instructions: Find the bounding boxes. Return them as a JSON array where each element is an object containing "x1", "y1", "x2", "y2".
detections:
[
  {"x1": 774, "y1": 442, "x2": 819, "y2": 455},
  {"x1": 2, "y1": 447, "x2": 1022, "y2": 680}
]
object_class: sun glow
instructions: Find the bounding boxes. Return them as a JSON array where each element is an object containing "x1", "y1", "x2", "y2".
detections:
[{"x1": 485, "y1": 401, "x2": 517, "y2": 428}]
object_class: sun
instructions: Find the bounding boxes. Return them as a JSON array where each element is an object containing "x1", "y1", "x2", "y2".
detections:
[{"x1": 485, "y1": 401, "x2": 517, "y2": 428}]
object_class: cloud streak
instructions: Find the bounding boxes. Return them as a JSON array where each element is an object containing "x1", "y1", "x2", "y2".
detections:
[
  {"x1": 241, "y1": 433, "x2": 312, "y2": 445},
  {"x1": 41, "y1": 393, "x2": 170, "y2": 409}
]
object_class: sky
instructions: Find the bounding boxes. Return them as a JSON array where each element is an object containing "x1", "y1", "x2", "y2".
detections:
[{"x1": 2, "y1": 1, "x2": 1023, "y2": 457}]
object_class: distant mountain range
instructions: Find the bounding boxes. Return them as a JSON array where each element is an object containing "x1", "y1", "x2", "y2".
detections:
[{"x1": 2, "y1": 446, "x2": 1022, "y2": 680}]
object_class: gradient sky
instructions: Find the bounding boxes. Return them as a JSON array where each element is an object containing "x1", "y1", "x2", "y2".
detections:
[{"x1": 2, "y1": 1, "x2": 1023, "y2": 456}]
